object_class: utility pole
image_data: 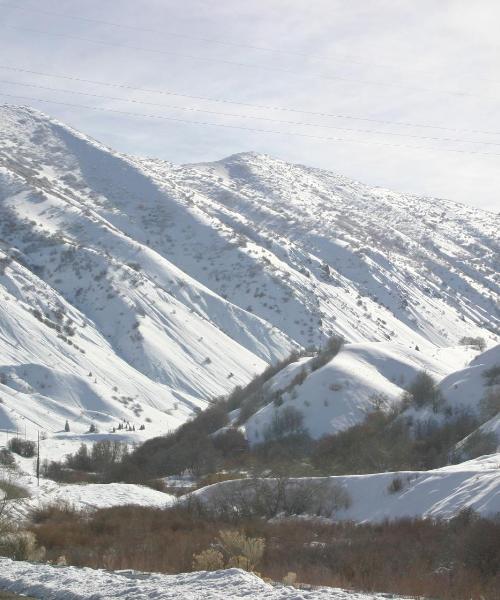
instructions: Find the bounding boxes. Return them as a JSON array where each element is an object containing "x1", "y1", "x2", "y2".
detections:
[{"x1": 36, "y1": 430, "x2": 40, "y2": 487}]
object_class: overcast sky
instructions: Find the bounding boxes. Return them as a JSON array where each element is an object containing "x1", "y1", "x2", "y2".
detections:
[{"x1": 1, "y1": 0, "x2": 499, "y2": 211}]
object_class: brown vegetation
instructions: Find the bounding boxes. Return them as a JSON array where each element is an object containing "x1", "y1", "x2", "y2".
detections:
[{"x1": 28, "y1": 504, "x2": 500, "y2": 600}]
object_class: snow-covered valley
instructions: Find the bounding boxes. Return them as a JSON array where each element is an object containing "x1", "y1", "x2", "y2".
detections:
[{"x1": 1, "y1": 104, "x2": 499, "y2": 600}]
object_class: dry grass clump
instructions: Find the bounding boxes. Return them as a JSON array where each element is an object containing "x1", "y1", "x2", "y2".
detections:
[
  {"x1": 0, "y1": 480, "x2": 44, "y2": 563},
  {"x1": 0, "y1": 530, "x2": 45, "y2": 561},
  {"x1": 192, "y1": 529, "x2": 265, "y2": 573}
]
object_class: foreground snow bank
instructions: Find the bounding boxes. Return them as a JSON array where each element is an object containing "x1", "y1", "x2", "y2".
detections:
[{"x1": 0, "y1": 559, "x2": 404, "y2": 599}]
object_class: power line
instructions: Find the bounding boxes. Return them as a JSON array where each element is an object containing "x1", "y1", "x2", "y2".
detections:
[
  {"x1": 4, "y1": 25, "x2": 497, "y2": 102},
  {"x1": 5, "y1": 2, "x2": 499, "y2": 85},
  {"x1": 2, "y1": 2, "x2": 334, "y2": 62},
  {"x1": 2, "y1": 78, "x2": 500, "y2": 147},
  {"x1": 1, "y1": 66, "x2": 499, "y2": 138},
  {"x1": 1, "y1": 91, "x2": 500, "y2": 157}
]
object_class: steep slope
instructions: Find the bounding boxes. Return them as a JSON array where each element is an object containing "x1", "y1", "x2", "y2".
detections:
[
  {"x1": 0, "y1": 105, "x2": 294, "y2": 437},
  {"x1": 0, "y1": 104, "x2": 498, "y2": 442},
  {"x1": 138, "y1": 152, "x2": 499, "y2": 349},
  {"x1": 437, "y1": 345, "x2": 500, "y2": 451}
]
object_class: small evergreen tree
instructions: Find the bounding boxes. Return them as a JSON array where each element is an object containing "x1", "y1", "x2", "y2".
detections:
[
  {"x1": 64, "y1": 420, "x2": 70, "y2": 432},
  {"x1": 65, "y1": 443, "x2": 92, "y2": 471}
]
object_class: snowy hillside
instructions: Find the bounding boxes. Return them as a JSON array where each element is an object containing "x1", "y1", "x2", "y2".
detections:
[
  {"x1": 0, "y1": 105, "x2": 292, "y2": 440},
  {"x1": 0, "y1": 104, "x2": 498, "y2": 442},
  {"x1": 143, "y1": 152, "x2": 499, "y2": 348},
  {"x1": 241, "y1": 341, "x2": 478, "y2": 442},
  {"x1": 439, "y1": 344, "x2": 500, "y2": 412},
  {"x1": 191, "y1": 454, "x2": 500, "y2": 522}
]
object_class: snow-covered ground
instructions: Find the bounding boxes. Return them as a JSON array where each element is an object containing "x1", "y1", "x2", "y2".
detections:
[
  {"x1": 9, "y1": 482, "x2": 174, "y2": 521},
  {"x1": 0, "y1": 104, "x2": 498, "y2": 451},
  {"x1": 190, "y1": 454, "x2": 500, "y2": 522},
  {"x1": 1, "y1": 465, "x2": 174, "y2": 521},
  {"x1": 0, "y1": 560, "x2": 407, "y2": 599},
  {"x1": 1, "y1": 343, "x2": 495, "y2": 528}
]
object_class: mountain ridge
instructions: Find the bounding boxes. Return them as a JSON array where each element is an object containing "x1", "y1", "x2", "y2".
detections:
[{"x1": 0, "y1": 104, "x2": 498, "y2": 442}]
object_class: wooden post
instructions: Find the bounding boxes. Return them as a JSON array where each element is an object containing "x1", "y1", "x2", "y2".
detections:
[{"x1": 36, "y1": 430, "x2": 40, "y2": 487}]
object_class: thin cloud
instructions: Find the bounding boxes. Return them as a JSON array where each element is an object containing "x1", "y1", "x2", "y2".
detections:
[{"x1": 0, "y1": 0, "x2": 498, "y2": 211}]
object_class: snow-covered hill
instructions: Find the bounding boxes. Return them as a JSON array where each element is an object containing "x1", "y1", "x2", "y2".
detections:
[
  {"x1": 0, "y1": 105, "x2": 293, "y2": 439},
  {"x1": 4, "y1": 475, "x2": 175, "y2": 521},
  {"x1": 191, "y1": 454, "x2": 500, "y2": 522},
  {"x1": 241, "y1": 341, "x2": 480, "y2": 443},
  {"x1": 0, "y1": 104, "x2": 498, "y2": 442}
]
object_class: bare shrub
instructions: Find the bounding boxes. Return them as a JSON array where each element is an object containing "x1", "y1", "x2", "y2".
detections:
[
  {"x1": 480, "y1": 387, "x2": 500, "y2": 420},
  {"x1": 312, "y1": 407, "x2": 479, "y2": 474},
  {"x1": 403, "y1": 371, "x2": 443, "y2": 411},
  {"x1": 283, "y1": 571, "x2": 297, "y2": 586},
  {"x1": 281, "y1": 480, "x2": 350, "y2": 517},
  {"x1": 459, "y1": 337, "x2": 486, "y2": 352},
  {"x1": 0, "y1": 477, "x2": 30, "y2": 539},
  {"x1": 264, "y1": 407, "x2": 306, "y2": 441},
  {"x1": 0, "y1": 480, "x2": 29, "y2": 501},
  {"x1": 29, "y1": 503, "x2": 500, "y2": 599},
  {"x1": 460, "y1": 430, "x2": 498, "y2": 459},
  {"x1": 30, "y1": 501, "x2": 78, "y2": 525},
  {"x1": 7, "y1": 437, "x2": 36, "y2": 458},
  {"x1": 310, "y1": 336, "x2": 344, "y2": 372},
  {"x1": 387, "y1": 476, "x2": 404, "y2": 494},
  {"x1": 483, "y1": 365, "x2": 500, "y2": 387},
  {"x1": 0, "y1": 449, "x2": 15, "y2": 470},
  {"x1": 205, "y1": 478, "x2": 350, "y2": 519}
]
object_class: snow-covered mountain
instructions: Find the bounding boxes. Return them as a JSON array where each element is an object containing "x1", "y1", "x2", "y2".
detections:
[{"x1": 0, "y1": 104, "x2": 498, "y2": 440}]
